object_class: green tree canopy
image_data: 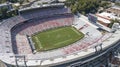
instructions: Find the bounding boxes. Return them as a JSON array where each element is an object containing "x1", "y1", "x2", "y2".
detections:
[{"x1": 65, "y1": 0, "x2": 111, "y2": 14}]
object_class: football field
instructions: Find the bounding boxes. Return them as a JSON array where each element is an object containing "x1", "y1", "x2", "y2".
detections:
[{"x1": 32, "y1": 26, "x2": 84, "y2": 51}]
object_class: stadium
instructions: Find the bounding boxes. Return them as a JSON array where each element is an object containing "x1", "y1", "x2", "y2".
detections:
[{"x1": 0, "y1": 3, "x2": 120, "y2": 67}]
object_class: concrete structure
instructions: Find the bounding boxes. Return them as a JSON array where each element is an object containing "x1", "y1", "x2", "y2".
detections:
[
  {"x1": 0, "y1": 3, "x2": 120, "y2": 67},
  {"x1": 106, "y1": 6, "x2": 120, "y2": 17},
  {"x1": 95, "y1": 6, "x2": 120, "y2": 27},
  {"x1": 96, "y1": 12, "x2": 120, "y2": 26}
]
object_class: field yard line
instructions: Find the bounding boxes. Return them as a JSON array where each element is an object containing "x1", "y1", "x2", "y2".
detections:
[
  {"x1": 35, "y1": 37, "x2": 43, "y2": 49},
  {"x1": 71, "y1": 28, "x2": 80, "y2": 35},
  {"x1": 54, "y1": 39, "x2": 72, "y2": 46}
]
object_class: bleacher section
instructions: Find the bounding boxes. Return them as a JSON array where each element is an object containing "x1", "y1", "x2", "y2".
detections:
[
  {"x1": 15, "y1": 35, "x2": 32, "y2": 54},
  {"x1": 0, "y1": 29, "x2": 13, "y2": 53},
  {"x1": 20, "y1": 6, "x2": 71, "y2": 20},
  {"x1": 11, "y1": 14, "x2": 74, "y2": 54},
  {"x1": 12, "y1": 14, "x2": 73, "y2": 36},
  {"x1": 0, "y1": 5, "x2": 72, "y2": 54}
]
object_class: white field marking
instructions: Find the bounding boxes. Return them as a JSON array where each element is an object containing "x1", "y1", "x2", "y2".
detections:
[
  {"x1": 71, "y1": 28, "x2": 81, "y2": 35},
  {"x1": 54, "y1": 39, "x2": 72, "y2": 46},
  {"x1": 35, "y1": 37, "x2": 43, "y2": 49}
]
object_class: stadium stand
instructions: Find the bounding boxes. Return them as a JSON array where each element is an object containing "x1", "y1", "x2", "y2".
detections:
[
  {"x1": 20, "y1": 6, "x2": 71, "y2": 20},
  {"x1": 1, "y1": 5, "x2": 70, "y2": 54},
  {"x1": 11, "y1": 14, "x2": 74, "y2": 54},
  {"x1": 0, "y1": 4, "x2": 118, "y2": 67}
]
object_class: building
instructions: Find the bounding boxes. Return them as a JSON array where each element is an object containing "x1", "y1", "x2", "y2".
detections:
[
  {"x1": 96, "y1": 11, "x2": 120, "y2": 27},
  {"x1": 106, "y1": 6, "x2": 120, "y2": 17},
  {"x1": 94, "y1": 6, "x2": 120, "y2": 27}
]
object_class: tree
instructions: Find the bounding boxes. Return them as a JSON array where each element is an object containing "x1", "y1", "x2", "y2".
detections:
[
  {"x1": 109, "y1": 19, "x2": 120, "y2": 28},
  {"x1": 1, "y1": 6, "x2": 8, "y2": 18},
  {"x1": 19, "y1": 0, "x2": 24, "y2": 5},
  {"x1": 10, "y1": 0, "x2": 18, "y2": 3},
  {"x1": 0, "y1": 0, "x2": 7, "y2": 4},
  {"x1": 0, "y1": 6, "x2": 18, "y2": 20},
  {"x1": 65, "y1": 0, "x2": 112, "y2": 14},
  {"x1": 66, "y1": 0, "x2": 100, "y2": 14}
]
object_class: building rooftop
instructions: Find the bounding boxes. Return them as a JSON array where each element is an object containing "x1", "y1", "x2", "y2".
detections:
[
  {"x1": 111, "y1": 6, "x2": 120, "y2": 10},
  {"x1": 96, "y1": 12, "x2": 120, "y2": 24},
  {"x1": 97, "y1": 12, "x2": 118, "y2": 20}
]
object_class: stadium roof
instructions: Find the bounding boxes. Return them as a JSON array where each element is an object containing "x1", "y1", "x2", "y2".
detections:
[{"x1": 97, "y1": 17, "x2": 111, "y2": 23}]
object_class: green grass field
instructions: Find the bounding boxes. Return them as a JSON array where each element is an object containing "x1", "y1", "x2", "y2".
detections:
[{"x1": 32, "y1": 26, "x2": 84, "y2": 51}]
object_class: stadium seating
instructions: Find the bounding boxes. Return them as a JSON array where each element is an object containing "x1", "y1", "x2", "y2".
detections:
[
  {"x1": 21, "y1": 7, "x2": 71, "y2": 20},
  {"x1": 12, "y1": 14, "x2": 73, "y2": 36},
  {"x1": 9, "y1": 14, "x2": 73, "y2": 54},
  {"x1": 15, "y1": 34, "x2": 32, "y2": 54},
  {"x1": 0, "y1": 6, "x2": 113, "y2": 64}
]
